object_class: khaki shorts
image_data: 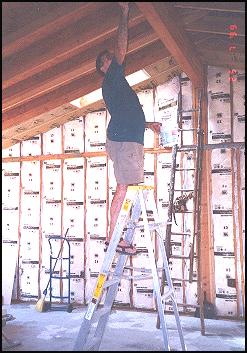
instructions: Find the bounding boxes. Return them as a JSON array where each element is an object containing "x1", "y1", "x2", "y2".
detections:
[{"x1": 106, "y1": 138, "x2": 144, "y2": 185}]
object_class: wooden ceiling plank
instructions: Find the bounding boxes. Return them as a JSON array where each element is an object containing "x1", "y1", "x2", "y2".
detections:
[
  {"x1": 3, "y1": 22, "x2": 158, "y2": 111},
  {"x1": 182, "y1": 9, "x2": 209, "y2": 25},
  {"x1": 195, "y1": 38, "x2": 246, "y2": 52},
  {"x1": 2, "y1": 40, "x2": 168, "y2": 130},
  {"x1": 185, "y1": 15, "x2": 245, "y2": 36},
  {"x1": 173, "y1": 2, "x2": 245, "y2": 13},
  {"x1": 198, "y1": 48, "x2": 245, "y2": 70},
  {"x1": 2, "y1": 4, "x2": 144, "y2": 89},
  {"x1": 3, "y1": 2, "x2": 105, "y2": 58},
  {"x1": 135, "y1": 2, "x2": 204, "y2": 87}
]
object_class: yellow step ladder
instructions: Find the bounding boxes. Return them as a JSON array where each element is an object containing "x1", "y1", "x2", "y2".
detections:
[{"x1": 73, "y1": 185, "x2": 187, "y2": 351}]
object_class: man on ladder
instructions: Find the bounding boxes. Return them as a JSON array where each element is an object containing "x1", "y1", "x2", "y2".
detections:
[{"x1": 96, "y1": 2, "x2": 160, "y2": 255}]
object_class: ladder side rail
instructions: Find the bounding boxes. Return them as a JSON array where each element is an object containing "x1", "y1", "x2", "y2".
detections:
[
  {"x1": 165, "y1": 144, "x2": 178, "y2": 259},
  {"x1": 149, "y1": 194, "x2": 187, "y2": 351},
  {"x1": 91, "y1": 255, "x2": 126, "y2": 351},
  {"x1": 139, "y1": 190, "x2": 170, "y2": 351},
  {"x1": 195, "y1": 89, "x2": 206, "y2": 335},
  {"x1": 188, "y1": 88, "x2": 206, "y2": 335},
  {"x1": 177, "y1": 74, "x2": 183, "y2": 146},
  {"x1": 158, "y1": 144, "x2": 177, "y2": 329},
  {"x1": 195, "y1": 128, "x2": 205, "y2": 335},
  {"x1": 92, "y1": 195, "x2": 144, "y2": 350},
  {"x1": 189, "y1": 88, "x2": 203, "y2": 281},
  {"x1": 73, "y1": 315, "x2": 94, "y2": 351}
]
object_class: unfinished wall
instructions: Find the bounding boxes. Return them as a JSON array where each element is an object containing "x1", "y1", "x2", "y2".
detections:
[
  {"x1": 2, "y1": 67, "x2": 245, "y2": 319},
  {"x1": 207, "y1": 66, "x2": 245, "y2": 318}
]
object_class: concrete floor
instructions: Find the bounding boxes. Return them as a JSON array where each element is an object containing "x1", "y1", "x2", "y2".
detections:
[{"x1": 2, "y1": 303, "x2": 245, "y2": 351}]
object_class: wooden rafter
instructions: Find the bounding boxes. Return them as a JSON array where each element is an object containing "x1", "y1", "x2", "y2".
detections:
[
  {"x1": 3, "y1": 2, "x2": 106, "y2": 58},
  {"x1": 3, "y1": 22, "x2": 158, "y2": 111},
  {"x1": 135, "y1": 2, "x2": 204, "y2": 87},
  {"x1": 2, "y1": 4, "x2": 144, "y2": 89},
  {"x1": 2, "y1": 40, "x2": 169, "y2": 130}
]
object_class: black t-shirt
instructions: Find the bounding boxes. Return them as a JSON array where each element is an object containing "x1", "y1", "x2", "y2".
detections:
[{"x1": 102, "y1": 57, "x2": 145, "y2": 145}]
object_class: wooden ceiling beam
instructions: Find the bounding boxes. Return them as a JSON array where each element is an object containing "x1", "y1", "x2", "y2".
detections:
[
  {"x1": 136, "y1": 2, "x2": 204, "y2": 87},
  {"x1": 3, "y1": 22, "x2": 158, "y2": 111},
  {"x1": 2, "y1": 40, "x2": 169, "y2": 130},
  {"x1": 3, "y1": 2, "x2": 106, "y2": 58},
  {"x1": 173, "y1": 2, "x2": 245, "y2": 13},
  {"x1": 2, "y1": 3, "x2": 144, "y2": 89}
]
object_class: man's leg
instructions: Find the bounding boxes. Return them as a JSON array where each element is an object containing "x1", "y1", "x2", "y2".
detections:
[
  {"x1": 107, "y1": 183, "x2": 137, "y2": 254},
  {"x1": 108, "y1": 183, "x2": 128, "y2": 242}
]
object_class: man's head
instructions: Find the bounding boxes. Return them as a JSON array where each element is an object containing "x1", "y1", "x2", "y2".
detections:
[{"x1": 96, "y1": 50, "x2": 113, "y2": 76}]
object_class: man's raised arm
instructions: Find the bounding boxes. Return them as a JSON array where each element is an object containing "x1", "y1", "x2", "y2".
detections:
[{"x1": 114, "y1": 2, "x2": 129, "y2": 65}]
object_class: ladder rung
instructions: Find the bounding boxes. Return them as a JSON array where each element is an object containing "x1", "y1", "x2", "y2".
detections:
[
  {"x1": 177, "y1": 303, "x2": 200, "y2": 309},
  {"x1": 177, "y1": 146, "x2": 197, "y2": 151},
  {"x1": 170, "y1": 255, "x2": 198, "y2": 259},
  {"x1": 175, "y1": 168, "x2": 196, "y2": 171},
  {"x1": 178, "y1": 109, "x2": 200, "y2": 113},
  {"x1": 178, "y1": 128, "x2": 198, "y2": 131},
  {"x1": 174, "y1": 211, "x2": 195, "y2": 213},
  {"x1": 170, "y1": 232, "x2": 191, "y2": 236},
  {"x1": 174, "y1": 189, "x2": 196, "y2": 192},
  {"x1": 169, "y1": 232, "x2": 200, "y2": 237},
  {"x1": 171, "y1": 277, "x2": 198, "y2": 282}
]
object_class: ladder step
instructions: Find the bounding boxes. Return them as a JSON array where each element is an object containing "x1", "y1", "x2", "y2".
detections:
[
  {"x1": 129, "y1": 222, "x2": 165, "y2": 231},
  {"x1": 162, "y1": 289, "x2": 174, "y2": 301},
  {"x1": 132, "y1": 274, "x2": 153, "y2": 281},
  {"x1": 123, "y1": 265, "x2": 153, "y2": 273},
  {"x1": 103, "y1": 278, "x2": 120, "y2": 289},
  {"x1": 51, "y1": 275, "x2": 69, "y2": 279}
]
